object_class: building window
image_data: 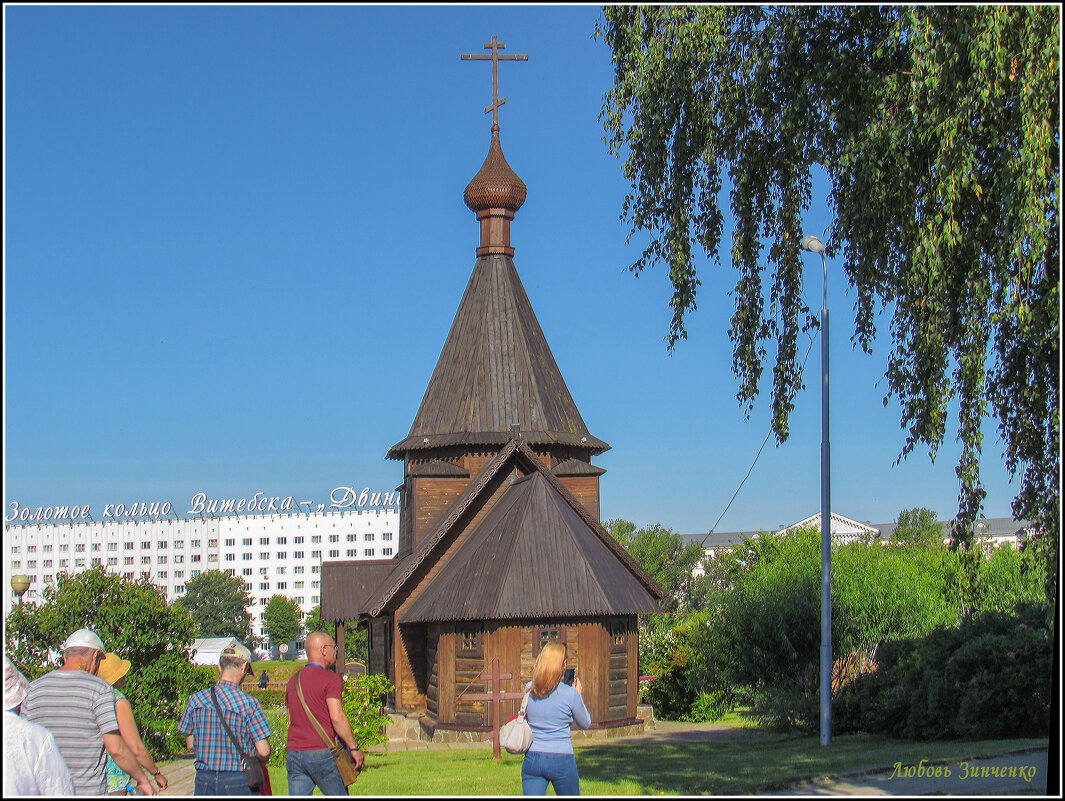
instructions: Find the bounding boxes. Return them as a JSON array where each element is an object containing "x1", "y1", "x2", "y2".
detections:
[
  {"x1": 312, "y1": 536, "x2": 321, "y2": 543},
  {"x1": 27, "y1": 560, "x2": 37, "y2": 569},
  {"x1": 539, "y1": 626, "x2": 562, "y2": 651},
  {"x1": 192, "y1": 540, "x2": 201, "y2": 548},
  {"x1": 125, "y1": 543, "x2": 134, "y2": 550},
  {"x1": 207, "y1": 554, "x2": 218, "y2": 562},
  {"x1": 365, "y1": 533, "x2": 375, "y2": 542},
  {"x1": 294, "y1": 551, "x2": 304, "y2": 559},
  {"x1": 260, "y1": 552, "x2": 269, "y2": 560},
  {"x1": 260, "y1": 537, "x2": 269, "y2": 546},
  {"x1": 43, "y1": 559, "x2": 53, "y2": 567},
  {"x1": 276, "y1": 553, "x2": 286, "y2": 560},
  {"x1": 225, "y1": 539, "x2": 235, "y2": 547},
  {"x1": 276, "y1": 567, "x2": 286, "y2": 575},
  {"x1": 158, "y1": 555, "x2": 167, "y2": 564},
  {"x1": 191, "y1": 570, "x2": 201, "y2": 578},
  {"x1": 44, "y1": 544, "x2": 54, "y2": 552},
  {"x1": 91, "y1": 543, "x2": 100, "y2": 552},
  {"x1": 142, "y1": 542, "x2": 151, "y2": 549},
  {"x1": 383, "y1": 548, "x2": 393, "y2": 556},
  {"x1": 175, "y1": 555, "x2": 184, "y2": 563},
  {"x1": 124, "y1": 557, "x2": 134, "y2": 565},
  {"x1": 294, "y1": 536, "x2": 304, "y2": 544},
  {"x1": 294, "y1": 566, "x2": 304, "y2": 574},
  {"x1": 277, "y1": 537, "x2": 287, "y2": 545},
  {"x1": 260, "y1": 583, "x2": 269, "y2": 591},
  {"x1": 208, "y1": 539, "x2": 218, "y2": 548},
  {"x1": 159, "y1": 571, "x2": 168, "y2": 579},
  {"x1": 312, "y1": 581, "x2": 320, "y2": 589},
  {"x1": 311, "y1": 551, "x2": 321, "y2": 559},
  {"x1": 175, "y1": 541, "x2": 184, "y2": 548},
  {"x1": 141, "y1": 557, "x2": 151, "y2": 565},
  {"x1": 107, "y1": 557, "x2": 118, "y2": 566},
  {"x1": 243, "y1": 538, "x2": 252, "y2": 546},
  {"x1": 328, "y1": 550, "x2": 339, "y2": 558},
  {"x1": 243, "y1": 553, "x2": 252, "y2": 561},
  {"x1": 91, "y1": 558, "x2": 101, "y2": 565},
  {"x1": 294, "y1": 581, "x2": 304, "y2": 589},
  {"x1": 312, "y1": 565, "x2": 320, "y2": 573},
  {"x1": 364, "y1": 549, "x2": 374, "y2": 557},
  {"x1": 277, "y1": 582, "x2": 286, "y2": 590},
  {"x1": 295, "y1": 596, "x2": 304, "y2": 604},
  {"x1": 157, "y1": 541, "x2": 166, "y2": 550},
  {"x1": 346, "y1": 549, "x2": 356, "y2": 557},
  {"x1": 175, "y1": 571, "x2": 184, "y2": 578},
  {"x1": 347, "y1": 534, "x2": 356, "y2": 542},
  {"x1": 59, "y1": 559, "x2": 68, "y2": 567},
  {"x1": 329, "y1": 535, "x2": 339, "y2": 543},
  {"x1": 225, "y1": 554, "x2": 235, "y2": 561},
  {"x1": 175, "y1": 584, "x2": 185, "y2": 593},
  {"x1": 243, "y1": 568, "x2": 253, "y2": 576},
  {"x1": 75, "y1": 543, "x2": 86, "y2": 552},
  {"x1": 108, "y1": 543, "x2": 118, "y2": 551},
  {"x1": 191, "y1": 554, "x2": 201, "y2": 563}
]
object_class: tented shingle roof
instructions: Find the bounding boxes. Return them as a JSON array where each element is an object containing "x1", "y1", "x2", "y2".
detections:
[{"x1": 388, "y1": 255, "x2": 608, "y2": 458}]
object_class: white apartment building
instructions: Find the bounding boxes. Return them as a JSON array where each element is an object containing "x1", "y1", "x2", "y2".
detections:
[{"x1": 4, "y1": 507, "x2": 399, "y2": 642}]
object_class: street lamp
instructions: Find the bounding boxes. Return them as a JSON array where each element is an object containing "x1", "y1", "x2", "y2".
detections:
[
  {"x1": 800, "y1": 234, "x2": 832, "y2": 746},
  {"x1": 11, "y1": 574, "x2": 31, "y2": 605}
]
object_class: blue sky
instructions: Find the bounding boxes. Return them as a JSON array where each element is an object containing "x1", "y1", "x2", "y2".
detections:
[{"x1": 4, "y1": 5, "x2": 1022, "y2": 535}]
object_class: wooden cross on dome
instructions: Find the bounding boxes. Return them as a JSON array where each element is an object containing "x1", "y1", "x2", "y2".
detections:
[{"x1": 461, "y1": 35, "x2": 528, "y2": 131}]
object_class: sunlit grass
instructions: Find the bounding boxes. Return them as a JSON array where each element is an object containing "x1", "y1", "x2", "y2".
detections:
[{"x1": 233, "y1": 733, "x2": 1047, "y2": 796}]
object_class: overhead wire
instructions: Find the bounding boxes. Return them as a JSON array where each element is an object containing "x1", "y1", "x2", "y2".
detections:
[{"x1": 698, "y1": 323, "x2": 820, "y2": 549}]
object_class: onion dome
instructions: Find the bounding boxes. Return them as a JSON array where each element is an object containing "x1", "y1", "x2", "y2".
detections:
[{"x1": 463, "y1": 130, "x2": 527, "y2": 213}]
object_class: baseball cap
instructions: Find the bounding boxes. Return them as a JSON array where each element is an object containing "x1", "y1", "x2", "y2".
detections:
[
  {"x1": 62, "y1": 628, "x2": 105, "y2": 651},
  {"x1": 221, "y1": 647, "x2": 254, "y2": 676}
]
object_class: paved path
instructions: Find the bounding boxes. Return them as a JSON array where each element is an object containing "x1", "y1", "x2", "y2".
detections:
[{"x1": 153, "y1": 722, "x2": 1049, "y2": 796}]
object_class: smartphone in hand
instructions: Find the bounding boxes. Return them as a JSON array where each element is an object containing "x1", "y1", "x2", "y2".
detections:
[{"x1": 562, "y1": 668, "x2": 575, "y2": 685}]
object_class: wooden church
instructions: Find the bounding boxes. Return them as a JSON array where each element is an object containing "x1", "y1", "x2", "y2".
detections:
[{"x1": 322, "y1": 42, "x2": 665, "y2": 738}]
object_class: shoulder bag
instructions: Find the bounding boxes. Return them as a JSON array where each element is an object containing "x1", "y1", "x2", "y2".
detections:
[
  {"x1": 499, "y1": 692, "x2": 533, "y2": 754},
  {"x1": 295, "y1": 670, "x2": 360, "y2": 786},
  {"x1": 210, "y1": 685, "x2": 265, "y2": 791}
]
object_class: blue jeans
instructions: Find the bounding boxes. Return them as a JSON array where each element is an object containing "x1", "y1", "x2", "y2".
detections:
[
  {"x1": 521, "y1": 750, "x2": 581, "y2": 796},
  {"x1": 287, "y1": 748, "x2": 348, "y2": 796},
  {"x1": 194, "y1": 769, "x2": 252, "y2": 796}
]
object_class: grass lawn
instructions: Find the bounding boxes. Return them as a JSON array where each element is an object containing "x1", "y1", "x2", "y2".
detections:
[{"x1": 251, "y1": 733, "x2": 1046, "y2": 795}]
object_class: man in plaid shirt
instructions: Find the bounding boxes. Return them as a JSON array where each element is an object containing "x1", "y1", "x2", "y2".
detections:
[{"x1": 179, "y1": 648, "x2": 272, "y2": 795}]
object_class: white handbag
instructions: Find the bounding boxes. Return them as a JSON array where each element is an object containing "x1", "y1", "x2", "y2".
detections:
[{"x1": 499, "y1": 692, "x2": 534, "y2": 754}]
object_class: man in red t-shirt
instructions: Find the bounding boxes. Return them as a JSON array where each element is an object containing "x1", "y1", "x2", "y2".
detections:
[{"x1": 284, "y1": 632, "x2": 365, "y2": 795}]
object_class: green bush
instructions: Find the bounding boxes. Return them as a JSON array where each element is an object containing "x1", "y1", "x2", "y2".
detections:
[
  {"x1": 244, "y1": 687, "x2": 287, "y2": 710},
  {"x1": 683, "y1": 689, "x2": 734, "y2": 723},
  {"x1": 263, "y1": 709, "x2": 290, "y2": 768},
  {"x1": 836, "y1": 602, "x2": 1052, "y2": 740},
  {"x1": 342, "y1": 673, "x2": 395, "y2": 750}
]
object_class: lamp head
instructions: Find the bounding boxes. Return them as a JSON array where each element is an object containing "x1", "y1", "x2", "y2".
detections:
[{"x1": 800, "y1": 235, "x2": 826, "y2": 254}]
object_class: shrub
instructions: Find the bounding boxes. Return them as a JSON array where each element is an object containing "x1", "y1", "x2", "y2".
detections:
[
  {"x1": 342, "y1": 673, "x2": 395, "y2": 750},
  {"x1": 836, "y1": 602, "x2": 1052, "y2": 739},
  {"x1": 683, "y1": 689, "x2": 734, "y2": 723},
  {"x1": 263, "y1": 709, "x2": 290, "y2": 768}
]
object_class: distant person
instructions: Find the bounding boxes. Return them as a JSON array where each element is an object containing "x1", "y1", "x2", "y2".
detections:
[
  {"x1": 4, "y1": 654, "x2": 75, "y2": 796},
  {"x1": 258, "y1": 671, "x2": 270, "y2": 690},
  {"x1": 20, "y1": 628, "x2": 156, "y2": 796},
  {"x1": 284, "y1": 631, "x2": 364, "y2": 795},
  {"x1": 521, "y1": 642, "x2": 591, "y2": 796},
  {"x1": 179, "y1": 647, "x2": 271, "y2": 795},
  {"x1": 97, "y1": 653, "x2": 168, "y2": 794}
]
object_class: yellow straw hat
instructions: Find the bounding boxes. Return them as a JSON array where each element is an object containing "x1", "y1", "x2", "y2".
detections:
[{"x1": 98, "y1": 653, "x2": 132, "y2": 685}]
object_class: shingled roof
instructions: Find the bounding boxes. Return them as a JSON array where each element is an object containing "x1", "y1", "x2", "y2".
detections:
[
  {"x1": 401, "y1": 471, "x2": 661, "y2": 622},
  {"x1": 331, "y1": 437, "x2": 665, "y2": 621},
  {"x1": 387, "y1": 254, "x2": 608, "y2": 458}
]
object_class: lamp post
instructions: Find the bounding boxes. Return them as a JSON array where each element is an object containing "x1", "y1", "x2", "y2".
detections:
[
  {"x1": 11, "y1": 574, "x2": 31, "y2": 605},
  {"x1": 800, "y1": 234, "x2": 832, "y2": 746}
]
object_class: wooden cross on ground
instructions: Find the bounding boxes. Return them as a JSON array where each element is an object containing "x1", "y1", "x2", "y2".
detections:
[
  {"x1": 460, "y1": 35, "x2": 529, "y2": 132},
  {"x1": 459, "y1": 656, "x2": 525, "y2": 759}
]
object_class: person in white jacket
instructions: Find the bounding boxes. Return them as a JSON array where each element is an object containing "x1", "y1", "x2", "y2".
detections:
[{"x1": 4, "y1": 654, "x2": 75, "y2": 796}]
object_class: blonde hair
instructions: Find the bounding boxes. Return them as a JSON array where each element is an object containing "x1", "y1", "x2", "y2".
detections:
[{"x1": 530, "y1": 642, "x2": 566, "y2": 698}]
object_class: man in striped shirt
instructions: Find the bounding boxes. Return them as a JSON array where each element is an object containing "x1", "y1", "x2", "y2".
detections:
[
  {"x1": 179, "y1": 647, "x2": 272, "y2": 795},
  {"x1": 20, "y1": 628, "x2": 156, "y2": 796}
]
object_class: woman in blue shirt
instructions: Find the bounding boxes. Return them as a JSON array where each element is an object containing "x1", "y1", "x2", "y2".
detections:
[{"x1": 522, "y1": 642, "x2": 592, "y2": 795}]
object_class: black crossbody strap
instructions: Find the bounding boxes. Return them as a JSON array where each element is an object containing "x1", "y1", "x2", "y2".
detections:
[{"x1": 210, "y1": 685, "x2": 251, "y2": 763}]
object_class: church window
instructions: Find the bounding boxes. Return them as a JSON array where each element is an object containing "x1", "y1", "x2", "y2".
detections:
[{"x1": 539, "y1": 626, "x2": 562, "y2": 651}]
